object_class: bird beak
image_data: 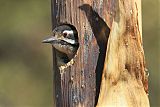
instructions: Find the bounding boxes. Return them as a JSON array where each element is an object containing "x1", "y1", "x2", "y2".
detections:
[{"x1": 42, "y1": 36, "x2": 57, "y2": 43}]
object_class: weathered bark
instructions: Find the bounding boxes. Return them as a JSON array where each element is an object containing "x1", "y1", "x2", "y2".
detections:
[
  {"x1": 51, "y1": 0, "x2": 109, "y2": 107},
  {"x1": 97, "y1": 0, "x2": 150, "y2": 107},
  {"x1": 51, "y1": 0, "x2": 149, "y2": 107}
]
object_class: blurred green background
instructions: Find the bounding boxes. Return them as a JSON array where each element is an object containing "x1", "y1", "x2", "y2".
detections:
[
  {"x1": 0, "y1": 0, "x2": 159, "y2": 107},
  {"x1": 0, "y1": 0, "x2": 52, "y2": 107},
  {"x1": 142, "y1": 0, "x2": 160, "y2": 107}
]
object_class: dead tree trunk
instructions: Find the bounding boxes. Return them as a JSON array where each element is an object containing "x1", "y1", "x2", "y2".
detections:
[
  {"x1": 50, "y1": 0, "x2": 149, "y2": 107},
  {"x1": 51, "y1": 0, "x2": 108, "y2": 107},
  {"x1": 97, "y1": 0, "x2": 150, "y2": 107}
]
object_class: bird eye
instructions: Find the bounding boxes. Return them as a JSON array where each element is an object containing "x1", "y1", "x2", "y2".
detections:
[{"x1": 63, "y1": 33, "x2": 67, "y2": 37}]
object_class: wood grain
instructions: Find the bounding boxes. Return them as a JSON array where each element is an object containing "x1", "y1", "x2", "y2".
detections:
[
  {"x1": 51, "y1": 0, "x2": 149, "y2": 107},
  {"x1": 51, "y1": 0, "x2": 110, "y2": 107},
  {"x1": 97, "y1": 0, "x2": 150, "y2": 107}
]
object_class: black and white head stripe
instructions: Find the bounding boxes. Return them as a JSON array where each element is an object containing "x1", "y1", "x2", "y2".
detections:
[
  {"x1": 53, "y1": 25, "x2": 72, "y2": 32},
  {"x1": 61, "y1": 29, "x2": 78, "y2": 45},
  {"x1": 63, "y1": 30, "x2": 74, "y2": 35},
  {"x1": 52, "y1": 24, "x2": 79, "y2": 45},
  {"x1": 62, "y1": 38, "x2": 77, "y2": 45},
  {"x1": 53, "y1": 25, "x2": 77, "y2": 34}
]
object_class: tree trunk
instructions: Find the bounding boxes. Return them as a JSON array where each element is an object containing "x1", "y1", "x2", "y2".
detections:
[
  {"x1": 97, "y1": 0, "x2": 150, "y2": 107},
  {"x1": 51, "y1": 0, "x2": 149, "y2": 107},
  {"x1": 51, "y1": 0, "x2": 107, "y2": 106}
]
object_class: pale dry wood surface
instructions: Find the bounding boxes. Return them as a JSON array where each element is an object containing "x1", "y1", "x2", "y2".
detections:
[
  {"x1": 51, "y1": 0, "x2": 149, "y2": 107},
  {"x1": 97, "y1": 0, "x2": 150, "y2": 107}
]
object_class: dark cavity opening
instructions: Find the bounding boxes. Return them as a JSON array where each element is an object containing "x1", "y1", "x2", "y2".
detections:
[{"x1": 79, "y1": 4, "x2": 110, "y2": 106}]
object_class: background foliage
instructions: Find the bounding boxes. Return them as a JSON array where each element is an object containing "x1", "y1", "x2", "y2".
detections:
[{"x1": 0, "y1": 0, "x2": 159, "y2": 107}]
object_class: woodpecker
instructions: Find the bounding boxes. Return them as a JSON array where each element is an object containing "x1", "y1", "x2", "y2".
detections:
[{"x1": 42, "y1": 24, "x2": 79, "y2": 66}]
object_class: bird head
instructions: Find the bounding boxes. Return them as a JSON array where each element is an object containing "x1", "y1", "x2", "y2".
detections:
[
  {"x1": 42, "y1": 24, "x2": 79, "y2": 61},
  {"x1": 42, "y1": 24, "x2": 79, "y2": 45}
]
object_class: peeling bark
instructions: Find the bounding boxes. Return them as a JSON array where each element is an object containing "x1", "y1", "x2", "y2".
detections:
[
  {"x1": 51, "y1": 0, "x2": 149, "y2": 107},
  {"x1": 97, "y1": 0, "x2": 150, "y2": 107}
]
